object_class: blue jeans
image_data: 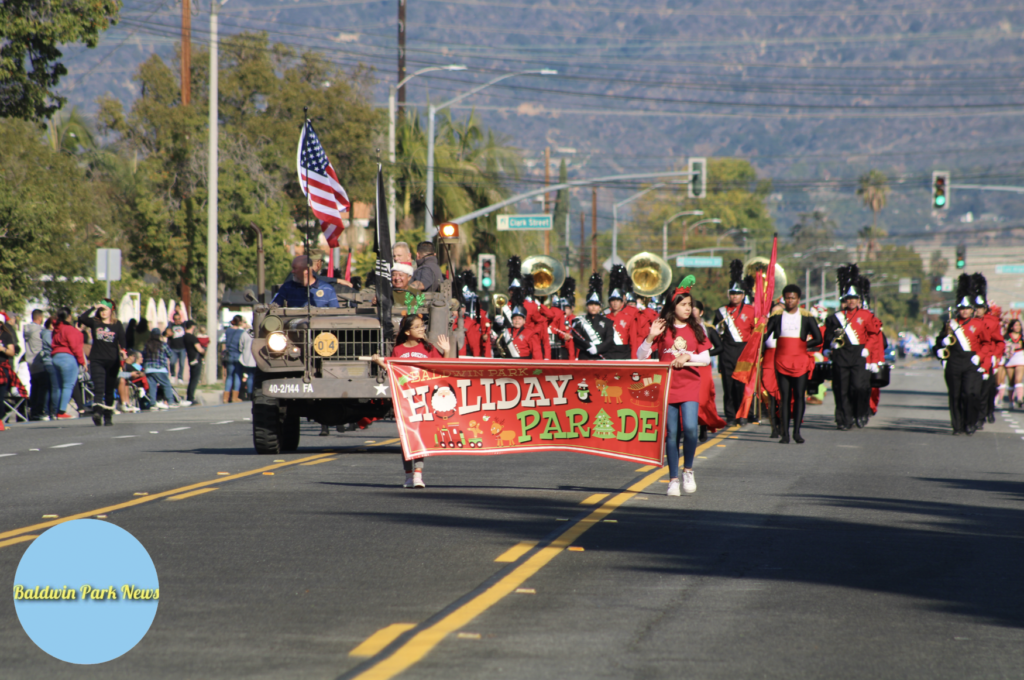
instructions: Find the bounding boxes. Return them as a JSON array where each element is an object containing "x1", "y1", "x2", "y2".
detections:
[
  {"x1": 146, "y1": 371, "x2": 178, "y2": 405},
  {"x1": 168, "y1": 347, "x2": 187, "y2": 381},
  {"x1": 224, "y1": 360, "x2": 244, "y2": 392},
  {"x1": 664, "y1": 401, "x2": 699, "y2": 479},
  {"x1": 52, "y1": 353, "x2": 80, "y2": 414},
  {"x1": 44, "y1": 363, "x2": 59, "y2": 415}
]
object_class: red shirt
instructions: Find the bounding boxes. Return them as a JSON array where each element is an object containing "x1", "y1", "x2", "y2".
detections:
[
  {"x1": 648, "y1": 323, "x2": 712, "y2": 404},
  {"x1": 51, "y1": 322, "x2": 86, "y2": 365},
  {"x1": 391, "y1": 341, "x2": 442, "y2": 360}
]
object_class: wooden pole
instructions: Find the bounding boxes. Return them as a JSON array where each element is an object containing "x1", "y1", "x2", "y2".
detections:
[
  {"x1": 544, "y1": 146, "x2": 551, "y2": 255},
  {"x1": 181, "y1": 0, "x2": 191, "y2": 105},
  {"x1": 591, "y1": 188, "x2": 598, "y2": 274},
  {"x1": 579, "y1": 211, "x2": 586, "y2": 284}
]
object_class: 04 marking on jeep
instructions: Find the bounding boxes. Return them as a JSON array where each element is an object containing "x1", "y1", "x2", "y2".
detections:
[{"x1": 313, "y1": 332, "x2": 338, "y2": 357}]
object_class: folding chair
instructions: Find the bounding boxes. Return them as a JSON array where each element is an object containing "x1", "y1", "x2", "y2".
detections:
[{"x1": 2, "y1": 375, "x2": 30, "y2": 424}]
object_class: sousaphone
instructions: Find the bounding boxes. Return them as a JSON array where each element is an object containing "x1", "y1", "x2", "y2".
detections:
[
  {"x1": 743, "y1": 256, "x2": 787, "y2": 294},
  {"x1": 626, "y1": 251, "x2": 672, "y2": 298},
  {"x1": 521, "y1": 255, "x2": 566, "y2": 298}
]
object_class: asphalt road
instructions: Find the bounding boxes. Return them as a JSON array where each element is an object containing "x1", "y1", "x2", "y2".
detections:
[{"x1": 1, "y1": 361, "x2": 1023, "y2": 679}]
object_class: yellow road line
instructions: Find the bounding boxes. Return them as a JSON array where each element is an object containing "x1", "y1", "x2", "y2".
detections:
[
  {"x1": 352, "y1": 426, "x2": 738, "y2": 680},
  {"x1": 349, "y1": 624, "x2": 417, "y2": 658},
  {"x1": 0, "y1": 535, "x2": 38, "y2": 548},
  {"x1": 494, "y1": 541, "x2": 537, "y2": 563},
  {"x1": 167, "y1": 488, "x2": 218, "y2": 501},
  {"x1": 580, "y1": 493, "x2": 608, "y2": 505},
  {"x1": 0, "y1": 452, "x2": 337, "y2": 543},
  {"x1": 635, "y1": 465, "x2": 656, "y2": 472},
  {"x1": 300, "y1": 457, "x2": 339, "y2": 466},
  {"x1": 369, "y1": 438, "x2": 401, "y2": 447}
]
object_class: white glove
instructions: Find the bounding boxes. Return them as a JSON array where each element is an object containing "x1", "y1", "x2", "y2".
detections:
[
  {"x1": 982, "y1": 372, "x2": 990, "y2": 379},
  {"x1": 588, "y1": 346, "x2": 598, "y2": 355},
  {"x1": 867, "y1": 363, "x2": 879, "y2": 373},
  {"x1": 942, "y1": 336, "x2": 954, "y2": 347},
  {"x1": 971, "y1": 355, "x2": 980, "y2": 366},
  {"x1": 861, "y1": 348, "x2": 870, "y2": 358}
]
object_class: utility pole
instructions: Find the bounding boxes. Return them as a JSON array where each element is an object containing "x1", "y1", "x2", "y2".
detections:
[
  {"x1": 543, "y1": 146, "x2": 551, "y2": 255},
  {"x1": 205, "y1": 0, "x2": 220, "y2": 385},
  {"x1": 579, "y1": 212, "x2": 586, "y2": 284},
  {"x1": 590, "y1": 189, "x2": 597, "y2": 274},
  {"x1": 180, "y1": 0, "x2": 192, "y2": 314},
  {"x1": 397, "y1": 0, "x2": 406, "y2": 117}
]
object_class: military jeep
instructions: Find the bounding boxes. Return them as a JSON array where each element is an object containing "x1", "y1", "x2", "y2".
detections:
[{"x1": 250, "y1": 281, "x2": 456, "y2": 455}]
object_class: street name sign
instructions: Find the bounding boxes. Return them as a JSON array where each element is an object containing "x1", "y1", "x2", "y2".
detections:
[
  {"x1": 675, "y1": 256, "x2": 723, "y2": 268},
  {"x1": 497, "y1": 214, "x2": 552, "y2": 231},
  {"x1": 995, "y1": 264, "x2": 1024, "y2": 274}
]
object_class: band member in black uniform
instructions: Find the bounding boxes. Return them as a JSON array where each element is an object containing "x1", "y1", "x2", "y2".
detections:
[
  {"x1": 822, "y1": 265, "x2": 881, "y2": 430},
  {"x1": 712, "y1": 260, "x2": 756, "y2": 425},
  {"x1": 765, "y1": 284, "x2": 822, "y2": 444},
  {"x1": 936, "y1": 275, "x2": 987, "y2": 435},
  {"x1": 571, "y1": 274, "x2": 614, "y2": 360}
]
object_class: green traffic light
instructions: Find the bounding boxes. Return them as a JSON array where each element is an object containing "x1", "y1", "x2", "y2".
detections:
[
  {"x1": 934, "y1": 195, "x2": 946, "y2": 207},
  {"x1": 482, "y1": 276, "x2": 492, "y2": 288}
]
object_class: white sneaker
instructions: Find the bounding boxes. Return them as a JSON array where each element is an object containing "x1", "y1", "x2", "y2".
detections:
[
  {"x1": 412, "y1": 471, "x2": 425, "y2": 488},
  {"x1": 682, "y1": 470, "x2": 697, "y2": 494},
  {"x1": 168, "y1": 402, "x2": 180, "y2": 409},
  {"x1": 666, "y1": 479, "x2": 681, "y2": 496},
  {"x1": 155, "y1": 401, "x2": 169, "y2": 410},
  {"x1": 179, "y1": 400, "x2": 192, "y2": 407},
  {"x1": 403, "y1": 474, "x2": 415, "y2": 488}
]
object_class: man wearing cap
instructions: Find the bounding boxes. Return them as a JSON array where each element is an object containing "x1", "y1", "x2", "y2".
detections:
[
  {"x1": 272, "y1": 256, "x2": 339, "y2": 308},
  {"x1": 498, "y1": 307, "x2": 543, "y2": 360},
  {"x1": 571, "y1": 274, "x2": 614, "y2": 360},
  {"x1": 936, "y1": 274, "x2": 988, "y2": 435},
  {"x1": 971, "y1": 273, "x2": 1003, "y2": 427},
  {"x1": 605, "y1": 265, "x2": 639, "y2": 361},
  {"x1": 391, "y1": 262, "x2": 415, "y2": 291},
  {"x1": 713, "y1": 260, "x2": 757, "y2": 424},
  {"x1": 822, "y1": 265, "x2": 881, "y2": 430}
]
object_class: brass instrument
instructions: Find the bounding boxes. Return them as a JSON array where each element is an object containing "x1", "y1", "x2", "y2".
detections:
[
  {"x1": 626, "y1": 251, "x2": 672, "y2": 298},
  {"x1": 743, "y1": 256, "x2": 787, "y2": 293},
  {"x1": 521, "y1": 255, "x2": 566, "y2": 298},
  {"x1": 491, "y1": 293, "x2": 509, "y2": 310},
  {"x1": 938, "y1": 310, "x2": 955, "y2": 359}
]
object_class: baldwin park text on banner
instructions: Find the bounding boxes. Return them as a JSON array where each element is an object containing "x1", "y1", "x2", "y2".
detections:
[{"x1": 385, "y1": 359, "x2": 671, "y2": 465}]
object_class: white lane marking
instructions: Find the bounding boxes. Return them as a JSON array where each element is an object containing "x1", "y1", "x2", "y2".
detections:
[
  {"x1": 51, "y1": 443, "x2": 82, "y2": 449},
  {"x1": 29, "y1": 448, "x2": 39, "y2": 451},
  {"x1": 0, "y1": 453, "x2": 17, "y2": 458},
  {"x1": 243, "y1": 418, "x2": 251, "y2": 421},
  {"x1": 213, "y1": 420, "x2": 234, "y2": 425},
  {"x1": 1016, "y1": 430, "x2": 1024, "y2": 434},
  {"x1": 166, "y1": 427, "x2": 190, "y2": 431},
  {"x1": 113, "y1": 435, "x2": 136, "y2": 439},
  {"x1": 149, "y1": 431, "x2": 159, "y2": 434}
]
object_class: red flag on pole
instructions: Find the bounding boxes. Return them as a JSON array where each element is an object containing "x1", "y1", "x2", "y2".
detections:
[{"x1": 734, "y1": 235, "x2": 779, "y2": 419}]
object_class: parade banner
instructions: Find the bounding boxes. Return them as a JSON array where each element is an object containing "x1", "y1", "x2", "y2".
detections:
[{"x1": 385, "y1": 359, "x2": 671, "y2": 464}]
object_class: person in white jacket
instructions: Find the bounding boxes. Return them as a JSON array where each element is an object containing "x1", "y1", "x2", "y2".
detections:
[{"x1": 238, "y1": 321, "x2": 256, "y2": 401}]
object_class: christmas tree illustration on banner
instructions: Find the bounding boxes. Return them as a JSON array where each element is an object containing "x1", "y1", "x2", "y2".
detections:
[{"x1": 592, "y1": 409, "x2": 617, "y2": 439}]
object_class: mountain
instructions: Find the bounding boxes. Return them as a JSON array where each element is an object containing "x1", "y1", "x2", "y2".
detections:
[{"x1": 57, "y1": 0, "x2": 1024, "y2": 241}]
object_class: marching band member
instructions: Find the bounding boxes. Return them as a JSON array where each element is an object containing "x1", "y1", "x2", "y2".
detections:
[
  {"x1": 861, "y1": 280, "x2": 886, "y2": 417},
  {"x1": 1000, "y1": 318, "x2": 1024, "y2": 407},
  {"x1": 523, "y1": 273, "x2": 553, "y2": 360},
  {"x1": 572, "y1": 274, "x2": 614, "y2": 360},
  {"x1": 822, "y1": 265, "x2": 881, "y2": 430},
  {"x1": 973, "y1": 274, "x2": 1003, "y2": 427},
  {"x1": 713, "y1": 260, "x2": 756, "y2": 425},
  {"x1": 499, "y1": 306, "x2": 543, "y2": 360},
  {"x1": 694, "y1": 300, "x2": 727, "y2": 442},
  {"x1": 765, "y1": 285, "x2": 822, "y2": 444},
  {"x1": 456, "y1": 271, "x2": 490, "y2": 358},
  {"x1": 636, "y1": 277, "x2": 711, "y2": 496},
  {"x1": 761, "y1": 300, "x2": 784, "y2": 439},
  {"x1": 547, "y1": 277, "x2": 577, "y2": 360},
  {"x1": 605, "y1": 264, "x2": 639, "y2": 360},
  {"x1": 935, "y1": 274, "x2": 988, "y2": 435}
]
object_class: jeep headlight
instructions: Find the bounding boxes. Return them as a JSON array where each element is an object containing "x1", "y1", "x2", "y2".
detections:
[{"x1": 267, "y1": 332, "x2": 288, "y2": 353}]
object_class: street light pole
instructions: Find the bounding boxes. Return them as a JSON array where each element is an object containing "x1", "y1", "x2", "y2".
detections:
[
  {"x1": 388, "y1": 65, "x2": 465, "y2": 245},
  {"x1": 204, "y1": 0, "x2": 224, "y2": 386},
  {"x1": 661, "y1": 210, "x2": 703, "y2": 261},
  {"x1": 425, "y1": 69, "x2": 556, "y2": 237}
]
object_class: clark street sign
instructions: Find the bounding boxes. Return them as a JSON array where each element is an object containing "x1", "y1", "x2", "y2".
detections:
[
  {"x1": 497, "y1": 214, "x2": 552, "y2": 231},
  {"x1": 995, "y1": 264, "x2": 1024, "y2": 274},
  {"x1": 675, "y1": 256, "x2": 723, "y2": 268}
]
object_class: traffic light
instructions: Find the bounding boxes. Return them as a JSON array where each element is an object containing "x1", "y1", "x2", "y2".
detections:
[
  {"x1": 956, "y1": 243, "x2": 966, "y2": 269},
  {"x1": 688, "y1": 157, "x2": 707, "y2": 199},
  {"x1": 438, "y1": 222, "x2": 459, "y2": 240},
  {"x1": 932, "y1": 171, "x2": 950, "y2": 210},
  {"x1": 478, "y1": 253, "x2": 496, "y2": 291},
  {"x1": 932, "y1": 275, "x2": 942, "y2": 292}
]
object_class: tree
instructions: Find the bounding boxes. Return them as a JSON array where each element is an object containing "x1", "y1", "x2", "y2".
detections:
[
  {"x1": 0, "y1": 0, "x2": 121, "y2": 121},
  {"x1": 856, "y1": 170, "x2": 889, "y2": 259},
  {"x1": 592, "y1": 409, "x2": 617, "y2": 439}
]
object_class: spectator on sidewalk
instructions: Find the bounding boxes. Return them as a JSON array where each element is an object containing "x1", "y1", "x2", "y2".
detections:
[
  {"x1": 38, "y1": 318, "x2": 58, "y2": 420},
  {"x1": 167, "y1": 311, "x2": 187, "y2": 384},
  {"x1": 238, "y1": 319, "x2": 256, "y2": 401},
  {"x1": 183, "y1": 320, "x2": 205, "y2": 405},
  {"x1": 143, "y1": 328, "x2": 178, "y2": 409},
  {"x1": 117, "y1": 351, "x2": 147, "y2": 412},
  {"x1": 79, "y1": 300, "x2": 128, "y2": 426},
  {"x1": 51, "y1": 307, "x2": 86, "y2": 419},
  {"x1": 223, "y1": 315, "x2": 245, "y2": 403},
  {"x1": 0, "y1": 311, "x2": 19, "y2": 425},
  {"x1": 22, "y1": 309, "x2": 45, "y2": 420}
]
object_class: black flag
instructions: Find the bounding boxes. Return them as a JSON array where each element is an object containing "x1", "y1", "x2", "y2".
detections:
[{"x1": 373, "y1": 164, "x2": 394, "y2": 343}]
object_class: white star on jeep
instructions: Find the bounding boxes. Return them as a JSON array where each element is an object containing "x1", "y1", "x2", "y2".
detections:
[{"x1": 374, "y1": 383, "x2": 389, "y2": 396}]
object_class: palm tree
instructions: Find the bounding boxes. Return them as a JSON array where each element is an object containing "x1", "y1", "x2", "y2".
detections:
[
  {"x1": 856, "y1": 170, "x2": 889, "y2": 259},
  {"x1": 45, "y1": 107, "x2": 96, "y2": 154}
]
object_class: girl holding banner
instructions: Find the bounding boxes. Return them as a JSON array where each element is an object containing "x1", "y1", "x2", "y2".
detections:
[
  {"x1": 636, "y1": 277, "x2": 711, "y2": 496},
  {"x1": 372, "y1": 315, "x2": 451, "y2": 489}
]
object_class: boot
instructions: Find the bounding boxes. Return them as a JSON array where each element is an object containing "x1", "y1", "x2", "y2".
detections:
[
  {"x1": 319, "y1": 424, "x2": 330, "y2": 436},
  {"x1": 92, "y1": 404, "x2": 103, "y2": 427},
  {"x1": 1014, "y1": 384, "x2": 1024, "y2": 407},
  {"x1": 230, "y1": 390, "x2": 240, "y2": 403},
  {"x1": 793, "y1": 428, "x2": 804, "y2": 444},
  {"x1": 698, "y1": 424, "x2": 708, "y2": 442},
  {"x1": 103, "y1": 410, "x2": 113, "y2": 426},
  {"x1": 222, "y1": 391, "x2": 231, "y2": 403}
]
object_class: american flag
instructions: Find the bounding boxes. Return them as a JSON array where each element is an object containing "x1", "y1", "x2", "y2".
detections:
[{"x1": 296, "y1": 120, "x2": 350, "y2": 248}]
